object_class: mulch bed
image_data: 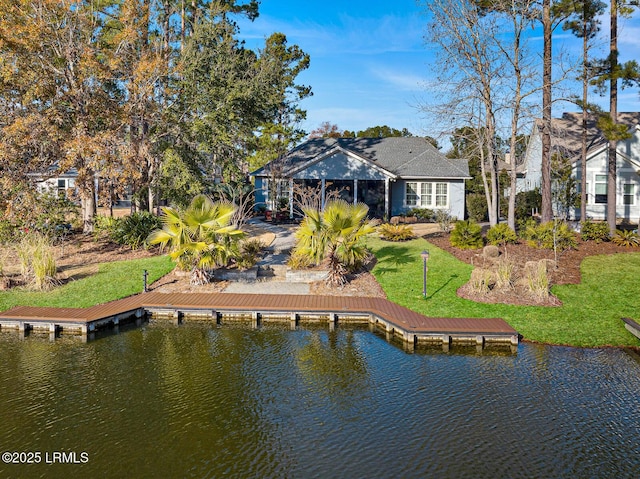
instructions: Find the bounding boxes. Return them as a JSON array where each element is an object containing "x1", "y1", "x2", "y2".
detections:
[{"x1": 424, "y1": 231, "x2": 637, "y2": 306}]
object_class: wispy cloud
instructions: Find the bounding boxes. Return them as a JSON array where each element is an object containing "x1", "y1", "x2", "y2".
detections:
[
  {"x1": 370, "y1": 66, "x2": 428, "y2": 91},
  {"x1": 239, "y1": 12, "x2": 424, "y2": 57}
]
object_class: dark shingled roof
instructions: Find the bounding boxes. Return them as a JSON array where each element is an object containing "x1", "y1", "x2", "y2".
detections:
[
  {"x1": 535, "y1": 112, "x2": 640, "y2": 159},
  {"x1": 252, "y1": 137, "x2": 470, "y2": 179}
]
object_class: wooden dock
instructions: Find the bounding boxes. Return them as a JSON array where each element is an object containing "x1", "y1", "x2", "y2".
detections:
[
  {"x1": 622, "y1": 317, "x2": 640, "y2": 341},
  {"x1": 0, "y1": 292, "x2": 518, "y2": 350}
]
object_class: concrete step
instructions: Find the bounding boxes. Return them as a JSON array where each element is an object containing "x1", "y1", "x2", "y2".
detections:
[{"x1": 257, "y1": 264, "x2": 288, "y2": 279}]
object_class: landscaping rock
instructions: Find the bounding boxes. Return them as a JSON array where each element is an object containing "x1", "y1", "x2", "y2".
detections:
[{"x1": 483, "y1": 245, "x2": 500, "y2": 259}]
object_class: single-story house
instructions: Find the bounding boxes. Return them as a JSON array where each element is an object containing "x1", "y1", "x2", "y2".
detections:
[
  {"x1": 31, "y1": 167, "x2": 135, "y2": 207},
  {"x1": 250, "y1": 137, "x2": 470, "y2": 219},
  {"x1": 32, "y1": 167, "x2": 78, "y2": 198},
  {"x1": 521, "y1": 112, "x2": 640, "y2": 221}
]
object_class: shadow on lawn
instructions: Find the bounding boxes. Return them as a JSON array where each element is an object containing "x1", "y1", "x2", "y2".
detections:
[
  {"x1": 426, "y1": 274, "x2": 459, "y2": 299},
  {"x1": 372, "y1": 245, "x2": 414, "y2": 274}
]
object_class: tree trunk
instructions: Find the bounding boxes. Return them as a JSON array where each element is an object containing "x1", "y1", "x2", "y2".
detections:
[
  {"x1": 541, "y1": 0, "x2": 553, "y2": 223},
  {"x1": 607, "y1": 0, "x2": 618, "y2": 235},
  {"x1": 81, "y1": 184, "x2": 96, "y2": 234},
  {"x1": 580, "y1": 16, "x2": 588, "y2": 223}
]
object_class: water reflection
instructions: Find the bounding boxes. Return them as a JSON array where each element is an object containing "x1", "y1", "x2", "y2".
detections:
[
  {"x1": 296, "y1": 328, "x2": 370, "y2": 406},
  {"x1": 0, "y1": 325, "x2": 638, "y2": 479}
]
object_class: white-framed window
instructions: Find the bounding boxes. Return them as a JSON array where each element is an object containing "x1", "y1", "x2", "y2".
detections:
[
  {"x1": 406, "y1": 182, "x2": 419, "y2": 206},
  {"x1": 623, "y1": 184, "x2": 635, "y2": 206},
  {"x1": 436, "y1": 183, "x2": 448, "y2": 206},
  {"x1": 594, "y1": 175, "x2": 607, "y2": 204},
  {"x1": 405, "y1": 181, "x2": 448, "y2": 208},
  {"x1": 420, "y1": 183, "x2": 432, "y2": 206},
  {"x1": 263, "y1": 179, "x2": 290, "y2": 208}
]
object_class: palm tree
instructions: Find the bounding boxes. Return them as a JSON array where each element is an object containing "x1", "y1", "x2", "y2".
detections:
[
  {"x1": 147, "y1": 194, "x2": 245, "y2": 284},
  {"x1": 294, "y1": 200, "x2": 376, "y2": 286}
]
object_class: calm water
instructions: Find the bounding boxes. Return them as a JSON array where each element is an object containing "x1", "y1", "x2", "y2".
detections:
[{"x1": 0, "y1": 322, "x2": 639, "y2": 479}]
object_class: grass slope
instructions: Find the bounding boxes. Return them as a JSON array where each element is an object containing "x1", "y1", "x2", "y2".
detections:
[
  {"x1": 367, "y1": 236, "x2": 640, "y2": 348},
  {"x1": 0, "y1": 255, "x2": 174, "y2": 312}
]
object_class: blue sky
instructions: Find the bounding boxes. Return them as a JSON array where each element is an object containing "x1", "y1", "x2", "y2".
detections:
[{"x1": 237, "y1": 1, "x2": 640, "y2": 145}]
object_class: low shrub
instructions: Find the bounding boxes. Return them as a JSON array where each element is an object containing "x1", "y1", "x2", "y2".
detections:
[
  {"x1": 450, "y1": 219, "x2": 483, "y2": 249},
  {"x1": 0, "y1": 219, "x2": 18, "y2": 244},
  {"x1": 378, "y1": 223, "x2": 416, "y2": 242},
  {"x1": 486, "y1": 223, "x2": 517, "y2": 246},
  {"x1": 111, "y1": 212, "x2": 162, "y2": 249},
  {"x1": 517, "y1": 217, "x2": 538, "y2": 240},
  {"x1": 288, "y1": 250, "x2": 313, "y2": 269},
  {"x1": 406, "y1": 208, "x2": 434, "y2": 221},
  {"x1": 93, "y1": 215, "x2": 118, "y2": 241},
  {"x1": 466, "y1": 193, "x2": 488, "y2": 222},
  {"x1": 524, "y1": 221, "x2": 577, "y2": 251},
  {"x1": 580, "y1": 220, "x2": 610, "y2": 243},
  {"x1": 235, "y1": 238, "x2": 265, "y2": 270},
  {"x1": 611, "y1": 229, "x2": 640, "y2": 247}
]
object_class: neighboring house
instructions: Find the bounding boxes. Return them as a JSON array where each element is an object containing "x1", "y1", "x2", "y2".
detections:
[
  {"x1": 521, "y1": 112, "x2": 640, "y2": 221},
  {"x1": 32, "y1": 168, "x2": 134, "y2": 207},
  {"x1": 250, "y1": 137, "x2": 470, "y2": 219},
  {"x1": 32, "y1": 168, "x2": 78, "y2": 198}
]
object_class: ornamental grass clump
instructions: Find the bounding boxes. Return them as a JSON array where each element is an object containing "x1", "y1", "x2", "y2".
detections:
[
  {"x1": 469, "y1": 268, "x2": 493, "y2": 294},
  {"x1": 524, "y1": 260, "x2": 549, "y2": 300},
  {"x1": 494, "y1": 257, "x2": 515, "y2": 290},
  {"x1": 15, "y1": 232, "x2": 57, "y2": 290},
  {"x1": 111, "y1": 211, "x2": 162, "y2": 249}
]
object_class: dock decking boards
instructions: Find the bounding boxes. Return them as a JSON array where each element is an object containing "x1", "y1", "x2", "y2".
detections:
[{"x1": 0, "y1": 292, "x2": 518, "y2": 349}]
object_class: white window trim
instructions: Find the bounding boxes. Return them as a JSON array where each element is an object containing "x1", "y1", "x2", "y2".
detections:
[
  {"x1": 592, "y1": 174, "x2": 607, "y2": 205},
  {"x1": 623, "y1": 183, "x2": 636, "y2": 206},
  {"x1": 405, "y1": 181, "x2": 449, "y2": 208}
]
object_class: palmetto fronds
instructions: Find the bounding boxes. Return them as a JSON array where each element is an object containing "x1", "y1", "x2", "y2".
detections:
[
  {"x1": 147, "y1": 195, "x2": 245, "y2": 282},
  {"x1": 293, "y1": 199, "x2": 375, "y2": 286}
]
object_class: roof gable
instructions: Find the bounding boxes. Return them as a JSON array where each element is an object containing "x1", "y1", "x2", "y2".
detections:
[
  {"x1": 536, "y1": 112, "x2": 640, "y2": 160},
  {"x1": 251, "y1": 137, "x2": 470, "y2": 179}
]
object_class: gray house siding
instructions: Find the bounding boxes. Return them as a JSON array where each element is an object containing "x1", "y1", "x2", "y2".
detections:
[
  {"x1": 391, "y1": 179, "x2": 466, "y2": 218},
  {"x1": 518, "y1": 126, "x2": 542, "y2": 193},
  {"x1": 570, "y1": 139, "x2": 640, "y2": 221},
  {"x1": 251, "y1": 137, "x2": 470, "y2": 219}
]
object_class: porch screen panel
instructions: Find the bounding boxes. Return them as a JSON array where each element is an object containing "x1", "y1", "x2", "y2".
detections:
[
  {"x1": 357, "y1": 180, "x2": 385, "y2": 217},
  {"x1": 327, "y1": 180, "x2": 354, "y2": 204}
]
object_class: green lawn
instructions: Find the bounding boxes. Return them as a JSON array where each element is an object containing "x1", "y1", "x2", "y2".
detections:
[
  {"x1": 366, "y1": 236, "x2": 640, "y2": 348},
  {"x1": 0, "y1": 255, "x2": 174, "y2": 312},
  {"x1": 3, "y1": 239, "x2": 638, "y2": 348}
]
